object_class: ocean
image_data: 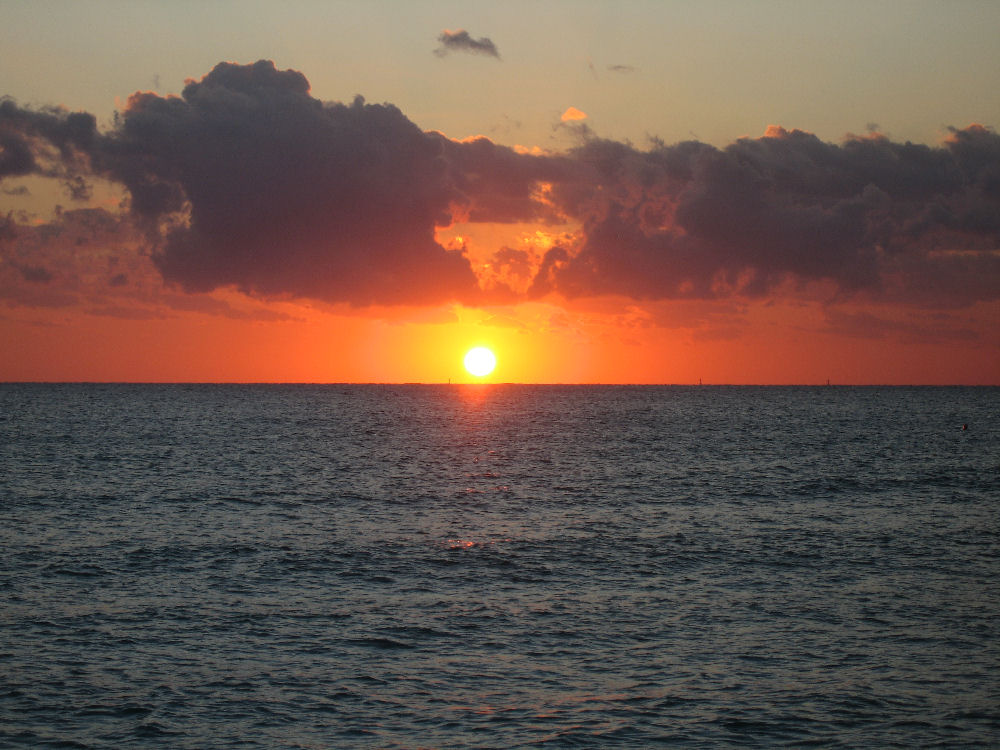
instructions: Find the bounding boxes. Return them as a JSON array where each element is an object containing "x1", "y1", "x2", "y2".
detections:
[{"x1": 1, "y1": 384, "x2": 997, "y2": 748}]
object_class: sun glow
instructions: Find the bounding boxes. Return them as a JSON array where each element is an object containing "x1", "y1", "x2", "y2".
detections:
[{"x1": 464, "y1": 346, "x2": 497, "y2": 377}]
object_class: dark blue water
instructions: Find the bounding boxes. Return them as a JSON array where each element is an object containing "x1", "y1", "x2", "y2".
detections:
[{"x1": 1, "y1": 385, "x2": 998, "y2": 748}]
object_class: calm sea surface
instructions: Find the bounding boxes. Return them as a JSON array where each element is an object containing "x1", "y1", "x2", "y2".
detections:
[{"x1": 1, "y1": 384, "x2": 998, "y2": 748}]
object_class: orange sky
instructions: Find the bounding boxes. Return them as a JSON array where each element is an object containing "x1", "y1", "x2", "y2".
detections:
[
  {"x1": 2, "y1": 37, "x2": 999, "y2": 384},
  {"x1": 3, "y1": 274, "x2": 996, "y2": 384},
  {"x1": 2, "y1": 150, "x2": 997, "y2": 384}
]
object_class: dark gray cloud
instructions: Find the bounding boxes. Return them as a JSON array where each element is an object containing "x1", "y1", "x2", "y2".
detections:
[
  {"x1": 823, "y1": 309, "x2": 980, "y2": 344},
  {"x1": 607, "y1": 64, "x2": 635, "y2": 74},
  {"x1": 435, "y1": 29, "x2": 500, "y2": 58},
  {"x1": 16, "y1": 263, "x2": 53, "y2": 283},
  {"x1": 440, "y1": 135, "x2": 569, "y2": 223},
  {"x1": 534, "y1": 125, "x2": 1000, "y2": 306},
  {"x1": 2, "y1": 61, "x2": 998, "y2": 311},
  {"x1": 2, "y1": 61, "x2": 555, "y2": 306},
  {"x1": 0, "y1": 132, "x2": 34, "y2": 177},
  {"x1": 62, "y1": 174, "x2": 92, "y2": 201},
  {"x1": 0, "y1": 212, "x2": 16, "y2": 243},
  {"x1": 0, "y1": 97, "x2": 96, "y2": 179},
  {"x1": 114, "y1": 61, "x2": 476, "y2": 305}
]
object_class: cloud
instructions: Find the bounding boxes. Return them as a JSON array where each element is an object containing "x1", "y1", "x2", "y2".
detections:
[
  {"x1": 3, "y1": 61, "x2": 998, "y2": 314},
  {"x1": 561, "y1": 107, "x2": 588, "y2": 122},
  {"x1": 0, "y1": 212, "x2": 17, "y2": 243},
  {"x1": 0, "y1": 97, "x2": 97, "y2": 179},
  {"x1": 2, "y1": 61, "x2": 564, "y2": 306},
  {"x1": 823, "y1": 309, "x2": 981, "y2": 344},
  {"x1": 0, "y1": 206, "x2": 303, "y2": 321},
  {"x1": 534, "y1": 125, "x2": 1000, "y2": 307},
  {"x1": 435, "y1": 30, "x2": 500, "y2": 59},
  {"x1": 443, "y1": 135, "x2": 569, "y2": 224},
  {"x1": 0, "y1": 207, "x2": 149, "y2": 310},
  {"x1": 16, "y1": 263, "x2": 54, "y2": 283},
  {"x1": 607, "y1": 64, "x2": 635, "y2": 74},
  {"x1": 123, "y1": 63, "x2": 479, "y2": 305},
  {"x1": 102, "y1": 62, "x2": 501, "y2": 305}
]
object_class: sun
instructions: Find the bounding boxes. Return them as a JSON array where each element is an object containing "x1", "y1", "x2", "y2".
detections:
[{"x1": 464, "y1": 346, "x2": 497, "y2": 377}]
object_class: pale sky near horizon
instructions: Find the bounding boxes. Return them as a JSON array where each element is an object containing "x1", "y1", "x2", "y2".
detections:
[{"x1": 1, "y1": 0, "x2": 998, "y2": 384}]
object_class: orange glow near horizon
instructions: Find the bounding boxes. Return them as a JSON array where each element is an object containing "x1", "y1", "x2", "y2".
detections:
[
  {"x1": 0, "y1": 204, "x2": 996, "y2": 386},
  {"x1": 1, "y1": 292, "x2": 997, "y2": 384}
]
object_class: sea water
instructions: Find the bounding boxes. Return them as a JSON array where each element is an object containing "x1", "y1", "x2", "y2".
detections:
[{"x1": 1, "y1": 384, "x2": 997, "y2": 748}]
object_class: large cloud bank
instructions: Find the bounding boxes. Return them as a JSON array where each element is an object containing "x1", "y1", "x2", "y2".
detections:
[{"x1": 2, "y1": 60, "x2": 998, "y2": 309}]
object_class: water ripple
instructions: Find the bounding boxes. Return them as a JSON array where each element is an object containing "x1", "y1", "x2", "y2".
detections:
[{"x1": 1, "y1": 384, "x2": 998, "y2": 748}]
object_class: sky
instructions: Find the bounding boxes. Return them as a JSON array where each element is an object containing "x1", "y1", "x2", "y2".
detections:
[{"x1": 1, "y1": 0, "x2": 998, "y2": 384}]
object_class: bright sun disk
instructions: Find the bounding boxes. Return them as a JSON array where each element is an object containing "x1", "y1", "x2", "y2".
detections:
[{"x1": 464, "y1": 347, "x2": 497, "y2": 377}]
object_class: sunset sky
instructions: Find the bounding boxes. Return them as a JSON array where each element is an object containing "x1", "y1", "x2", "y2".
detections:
[{"x1": 2, "y1": 0, "x2": 998, "y2": 383}]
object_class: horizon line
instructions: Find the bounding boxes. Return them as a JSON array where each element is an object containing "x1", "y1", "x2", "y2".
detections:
[{"x1": 2, "y1": 381, "x2": 996, "y2": 387}]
